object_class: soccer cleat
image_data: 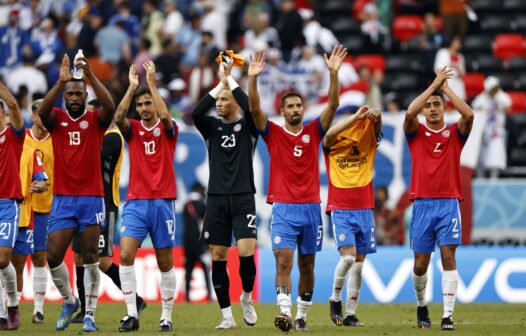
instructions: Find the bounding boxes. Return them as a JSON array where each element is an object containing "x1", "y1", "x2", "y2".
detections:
[
  {"x1": 118, "y1": 315, "x2": 139, "y2": 332},
  {"x1": 215, "y1": 317, "x2": 237, "y2": 330},
  {"x1": 0, "y1": 318, "x2": 6, "y2": 330},
  {"x1": 417, "y1": 305, "x2": 431, "y2": 329},
  {"x1": 274, "y1": 314, "x2": 293, "y2": 332},
  {"x1": 294, "y1": 318, "x2": 308, "y2": 332},
  {"x1": 159, "y1": 319, "x2": 173, "y2": 332},
  {"x1": 136, "y1": 295, "x2": 147, "y2": 316},
  {"x1": 240, "y1": 295, "x2": 257, "y2": 326},
  {"x1": 55, "y1": 297, "x2": 80, "y2": 331},
  {"x1": 7, "y1": 306, "x2": 20, "y2": 330},
  {"x1": 329, "y1": 299, "x2": 343, "y2": 326},
  {"x1": 81, "y1": 315, "x2": 99, "y2": 332},
  {"x1": 342, "y1": 314, "x2": 363, "y2": 327},
  {"x1": 32, "y1": 311, "x2": 45, "y2": 324},
  {"x1": 71, "y1": 311, "x2": 85, "y2": 324},
  {"x1": 441, "y1": 316, "x2": 455, "y2": 330}
]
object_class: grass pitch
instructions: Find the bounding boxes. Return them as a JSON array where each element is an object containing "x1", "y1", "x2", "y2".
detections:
[{"x1": 15, "y1": 302, "x2": 526, "y2": 335}]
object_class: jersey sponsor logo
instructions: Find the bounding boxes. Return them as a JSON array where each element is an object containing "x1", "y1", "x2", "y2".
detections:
[
  {"x1": 234, "y1": 124, "x2": 242, "y2": 132},
  {"x1": 0, "y1": 135, "x2": 5, "y2": 143},
  {"x1": 442, "y1": 130, "x2": 451, "y2": 138},
  {"x1": 80, "y1": 120, "x2": 89, "y2": 129},
  {"x1": 153, "y1": 128, "x2": 161, "y2": 137},
  {"x1": 60, "y1": 122, "x2": 68, "y2": 127},
  {"x1": 302, "y1": 134, "x2": 310, "y2": 143},
  {"x1": 274, "y1": 236, "x2": 281, "y2": 244}
]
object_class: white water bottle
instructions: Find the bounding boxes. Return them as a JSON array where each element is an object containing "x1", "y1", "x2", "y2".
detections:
[{"x1": 72, "y1": 49, "x2": 84, "y2": 79}]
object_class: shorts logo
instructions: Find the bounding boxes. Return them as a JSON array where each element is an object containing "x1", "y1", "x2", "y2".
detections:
[
  {"x1": 120, "y1": 226, "x2": 126, "y2": 233},
  {"x1": 80, "y1": 121, "x2": 89, "y2": 129},
  {"x1": 339, "y1": 234, "x2": 346, "y2": 241},
  {"x1": 153, "y1": 128, "x2": 161, "y2": 137},
  {"x1": 274, "y1": 236, "x2": 281, "y2": 245},
  {"x1": 204, "y1": 231, "x2": 209, "y2": 239},
  {"x1": 442, "y1": 130, "x2": 450, "y2": 138},
  {"x1": 0, "y1": 135, "x2": 5, "y2": 143},
  {"x1": 234, "y1": 124, "x2": 242, "y2": 132},
  {"x1": 301, "y1": 135, "x2": 310, "y2": 143}
]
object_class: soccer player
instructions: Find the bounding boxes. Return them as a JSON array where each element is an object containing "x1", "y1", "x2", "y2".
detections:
[
  {"x1": 323, "y1": 106, "x2": 382, "y2": 327},
  {"x1": 248, "y1": 45, "x2": 347, "y2": 332},
  {"x1": 0, "y1": 81, "x2": 24, "y2": 330},
  {"x1": 13, "y1": 99, "x2": 53, "y2": 324},
  {"x1": 37, "y1": 54, "x2": 116, "y2": 331},
  {"x1": 115, "y1": 61, "x2": 178, "y2": 333},
  {"x1": 404, "y1": 67, "x2": 473, "y2": 330},
  {"x1": 192, "y1": 59, "x2": 258, "y2": 330}
]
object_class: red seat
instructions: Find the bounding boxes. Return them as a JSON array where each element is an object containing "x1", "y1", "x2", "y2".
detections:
[
  {"x1": 353, "y1": 54, "x2": 386, "y2": 73},
  {"x1": 463, "y1": 72, "x2": 486, "y2": 100},
  {"x1": 508, "y1": 91, "x2": 526, "y2": 114},
  {"x1": 392, "y1": 15, "x2": 423, "y2": 42},
  {"x1": 493, "y1": 34, "x2": 526, "y2": 61}
]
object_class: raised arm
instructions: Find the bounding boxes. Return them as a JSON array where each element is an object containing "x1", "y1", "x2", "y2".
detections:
[
  {"x1": 143, "y1": 60, "x2": 172, "y2": 131},
  {"x1": 76, "y1": 56, "x2": 115, "y2": 125},
  {"x1": 320, "y1": 45, "x2": 348, "y2": 131},
  {"x1": 247, "y1": 51, "x2": 269, "y2": 131},
  {"x1": 38, "y1": 55, "x2": 71, "y2": 129},
  {"x1": 440, "y1": 76, "x2": 474, "y2": 136},
  {"x1": 404, "y1": 67, "x2": 453, "y2": 134},
  {"x1": 323, "y1": 106, "x2": 371, "y2": 148},
  {"x1": 115, "y1": 65, "x2": 138, "y2": 135},
  {"x1": 0, "y1": 80, "x2": 22, "y2": 131}
]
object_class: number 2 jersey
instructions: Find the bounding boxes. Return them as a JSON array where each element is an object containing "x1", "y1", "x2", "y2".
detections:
[
  {"x1": 124, "y1": 119, "x2": 178, "y2": 200},
  {"x1": 405, "y1": 123, "x2": 468, "y2": 201}
]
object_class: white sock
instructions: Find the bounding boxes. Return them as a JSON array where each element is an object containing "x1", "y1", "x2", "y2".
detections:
[
  {"x1": 120, "y1": 265, "x2": 137, "y2": 318},
  {"x1": 221, "y1": 306, "x2": 233, "y2": 320},
  {"x1": 413, "y1": 271, "x2": 428, "y2": 307},
  {"x1": 0, "y1": 286, "x2": 5, "y2": 318},
  {"x1": 241, "y1": 290, "x2": 252, "y2": 302},
  {"x1": 160, "y1": 268, "x2": 176, "y2": 322},
  {"x1": 277, "y1": 293, "x2": 292, "y2": 317},
  {"x1": 331, "y1": 255, "x2": 355, "y2": 302},
  {"x1": 0, "y1": 264, "x2": 18, "y2": 307},
  {"x1": 16, "y1": 291, "x2": 21, "y2": 302},
  {"x1": 84, "y1": 262, "x2": 100, "y2": 319},
  {"x1": 50, "y1": 262, "x2": 75, "y2": 304},
  {"x1": 442, "y1": 270, "x2": 458, "y2": 318},
  {"x1": 345, "y1": 262, "x2": 363, "y2": 316},
  {"x1": 33, "y1": 266, "x2": 47, "y2": 314},
  {"x1": 295, "y1": 297, "x2": 312, "y2": 320}
]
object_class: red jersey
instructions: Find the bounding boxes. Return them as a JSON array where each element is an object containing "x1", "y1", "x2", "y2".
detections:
[
  {"x1": 406, "y1": 123, "x2": 467, "y2": 201},
  {"x1": 125, "y1": 119, "x2": 178, "y2": 200},
  {"x1": 325, "y1": 119, "x2": 377, "y2": 212},
  {"x1": 49, "y1": 108, "x2": 106, "y2": 196},
  {"x1": 0, "y1": 126, "x2": 25, "y2": 200},
  {"x1": 262, "y1": 118, "x2": 324, "y2": 204}
]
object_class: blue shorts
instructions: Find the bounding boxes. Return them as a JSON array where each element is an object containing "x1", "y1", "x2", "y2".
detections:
[
  {"x1": 13, "y1": 227, "x2": 34, "y2": 255},
  {"x1": 120, "y1": 199, "x2": 176, "y2": 249},
  {"x1": 271, "y1": 203, "x2": 323, "y2": 254},
  {"x1": 410, "y1": 198, "x2": 462, "y2": 253},
  {"x1": 48, "y1": 195, "x2": 105, "y2": 234},
  {"x1": 33, "y1": 212, "x2": 49, "y2": 252},
  {"x1": 0, "y1": 199, "x2": 20, "y2": 248},
  {"x1": 331, "y1": 209, "x2": 377, "y2": 255}
]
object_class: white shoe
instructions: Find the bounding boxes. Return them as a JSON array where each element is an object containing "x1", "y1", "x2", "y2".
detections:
[
  {"x1": 215, "y1": 317, "x2": 237, "y2": 330},
  {"x1": 240, "y1": 295, "x2": 257, "y2": 326}
]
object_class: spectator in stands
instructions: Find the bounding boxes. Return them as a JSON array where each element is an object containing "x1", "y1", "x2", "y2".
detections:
[
  {"x1": 155, "y1": 39, "x2": 182, "y2": 86},
  {"x1": 411, "y1": 13, "x2": 446, "y2": 80},
  {"x1": 358, "y1": 65, "x2": 383, "y2": 111},
  {"x1": 176, "y1": 13, "x2": 203, "y2": 69},
  {"x1": 35, "y1": 51, "x2": 59, "y2": 90},
  {"x1": 297, "y1": 46, "x2": 325, "y2": 99},
  {"x1": 242, "y1": 0, "x2": 273, "y2": 32},
  {"x1": 201, "y1": 31, "x2": 220, "y2": 64},
  {"x1": 439, "y1": 0, "x2": 469, "y2": 42},
  {"x1": 374, "y1": 186, "x2": 398, "y2": 245},
  {"x1": 141, "y1": 0, "x2": 165, "y2": 57},
  {"x1": 108, "y1": 2, "x2": 141, "y2": 48},
  {"x1": 76, "y1": 7, "x2": 103, "y2": 58},
  {"x1": 133, "y1": 39, "x2": 153, "y2": 83},
  {"x1": 200, "y1": 0, "x2": 229, "y2": 50},
  {"x1": 243, "y1": 14, "x2": 280, "y2": 54},
  {"x1": 360, "y1": 3, "x2": 391, "y2": 54},
  {"x1": 187, "y1": 52, "x2": 217, "y2": 103},
  {"x1": 384, "y1": 92, "x2": 403, "y2": 113},
  {"x1": 162, "y1": 0, "x2": 184, "y2": 42},
  {"x1": 30, "y1": 17, "x2": 63, "y2": 58},
  {"x1": 301, "y1": 9, "x2": 338, "y2": 54},
  {"x1": 472, "y1": 76, "x2": 512, "y2": 178},
  {"x1": 434, "y1": 36, "x2": 466, "y2": 102},
  {"x1": 275, "y1": 0, "x2": 304, "y2": 62},
  {"x1": 0, "y1": 8, "x2": 31, "y2": 71},
  {"x1": 95, "y1": 19, "x2": 132, "y2": 64},
  {"x1": 5, "y1": 54, "x2": 47, "y2": 109},
  {"x1": 167, "y1": 78, "x2": 193, "y2": 124}
]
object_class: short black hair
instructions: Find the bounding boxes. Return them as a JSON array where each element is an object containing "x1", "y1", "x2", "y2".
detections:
[
  {"x1": 430, "y1": 91, "x2": 444, "y2": 101},
  {"x1": 66, "y1": 78, "x2": 87, "y2": 89},
  {"x1": 280, "y1": 92, "x2": 303, "y2": 108},
  {"x1": 0, "y1": 101, "x2": 4, "y2": 110},
  {"x1": 134, "y1": 86, "x2": 152, "y2": 99}
]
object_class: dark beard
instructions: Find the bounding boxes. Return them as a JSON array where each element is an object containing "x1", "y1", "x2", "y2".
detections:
[{"x1": 65, "y1": 103, "x2": 86, "y2": 119}]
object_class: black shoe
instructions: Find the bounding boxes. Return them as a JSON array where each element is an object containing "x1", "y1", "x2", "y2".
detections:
[
  {"x1": 329, "y1": 299, "x2": 343, "y2": 326},
  {"x1": 417, "y1": 306, "x2": 431, "y2": 329},
  {"x1": 342, "y1": 314, "x2": 363, "y2": 327},
  {"x1": 32, "y1": 312, "x2": 44, "y2": 324},
  {"x1": 71, "y1": 311, "x2": 85, "y2": 324},
  {"x1": 159, "y1": 319, "x2": 172, "y2": 332},
  {"x1": 118, "y1": 315, "x2": 139, "y2": 332},
  {"x1": 294, "y1": 318, "x2": 308, "y2": 332},
  {"x1": 136, "y1": 296, "x2": 147, "y2": 316},
  {"x1": 441, "y1": 316, "x2": 455, "y2": 330},
  {"x1": 274, "y1": 314, "x2": 293, "y2": 332}
]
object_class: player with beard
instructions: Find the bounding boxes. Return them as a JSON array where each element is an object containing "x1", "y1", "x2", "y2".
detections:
[
  {"x1": 248, "y1": 45, "x2": 347, "y2": 332},
  {"x1": 37, "y1": 55, "x2": 115, "y2": 332}
]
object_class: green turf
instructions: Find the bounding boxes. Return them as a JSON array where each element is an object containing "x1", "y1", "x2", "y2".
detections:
[{"x1": 15, "y1": 302, "x2": 526, "y2": 335}]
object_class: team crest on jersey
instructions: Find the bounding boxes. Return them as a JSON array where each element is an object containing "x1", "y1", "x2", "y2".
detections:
[
  {"x1": 153, "y1": 128, "x2": 161, "y2": 137},
  {"x1": 442, "y1": 130, "x2": 451, "y2": 138},
  {"x1": 80, "y1": 121, "x2": 89, "y2": 129},
  {"x1": 234, "y1": 124, "x2": 242, "y2": 132},
  {"x1": 60, "y1": 122, "x2": 68, "y2": 127},
  {"x1": 0, "y1": 135, "x2": 5, "y2": 144},
  {"x1": 302, "y1": 134, "x2": 310, "y2": 143}
]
